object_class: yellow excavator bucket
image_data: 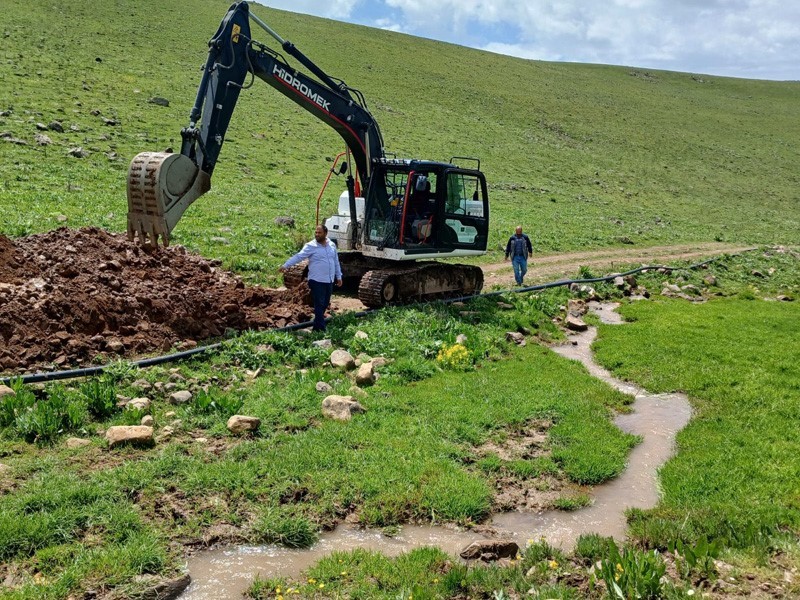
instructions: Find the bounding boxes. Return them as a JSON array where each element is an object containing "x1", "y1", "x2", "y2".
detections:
[{"x1": 126, "y1": 152, "x2": 211, "y2": 247}]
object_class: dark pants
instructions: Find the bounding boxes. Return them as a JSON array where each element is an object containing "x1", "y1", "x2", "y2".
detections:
[{"x1": 308, "y1": 279, "x2": 333, "y2": 331}]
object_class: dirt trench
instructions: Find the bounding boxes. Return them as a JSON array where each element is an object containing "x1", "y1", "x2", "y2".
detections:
[{"x1": 0, "y1": 228, "x2": 312, "y2": 375}]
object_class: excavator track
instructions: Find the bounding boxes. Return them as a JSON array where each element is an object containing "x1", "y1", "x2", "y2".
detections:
[{"x1": 358, "y1": 263, "x2": 483, "y2": 308}]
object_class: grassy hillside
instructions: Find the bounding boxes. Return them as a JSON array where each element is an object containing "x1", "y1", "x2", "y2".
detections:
[{"x1": 1, "y1": 0, "x2": 798, "y2": 282}]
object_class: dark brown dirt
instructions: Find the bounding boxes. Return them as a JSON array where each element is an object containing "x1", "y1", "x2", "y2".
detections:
[{"x1": 0, "y1": 227, "x2": 313, "y2": 374}]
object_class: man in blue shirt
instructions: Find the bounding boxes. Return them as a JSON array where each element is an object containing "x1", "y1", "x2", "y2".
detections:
[
  {"x1": 504, "y1": 225, "x2": 533, "y2": 286},
  {"x1": 280, "y1": 224, "x2": 343, "y2": 331}
]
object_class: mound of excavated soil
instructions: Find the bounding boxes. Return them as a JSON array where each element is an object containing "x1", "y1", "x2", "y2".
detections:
[{"x1": 0, "y1": 227, "x2": 313, "y2": 374}]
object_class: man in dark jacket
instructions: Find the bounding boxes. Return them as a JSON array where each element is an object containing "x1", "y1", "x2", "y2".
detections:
[{"x1": 504, "y1": 226, "x2": 533, "y2": 285}]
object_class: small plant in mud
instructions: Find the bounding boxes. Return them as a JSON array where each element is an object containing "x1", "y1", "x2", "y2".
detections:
[
  {"x1": 192, "y1": 387, "x2": 244, "y2": 417},
  {"x1": 521, "y1": 538, "x2": 567, "y2": 582},
  {"x1": 553, "y1": 492, "x2": 592, "y2": 511},
  {"x1": 252, "y1": 507, "x2": 319, "y2": 549},
  {"x1": 669, "y1": 537, "x2": 720, "y2": 582},
  {"x1": 14, "y1": 385, "x2": 86, "y2": 443},
  {"x1": 595, "y1": 540, "x2": 666, "y2": 599},
  {"x1": 0, "y1": 379, "x2": 36, "y2": 427},
  {"x1": 574, "y1": 533, "x2": 615, "y2": 566},
  {"x1": 436, "y1": 343, "x2": 471, "y2": 370},
  {"x1": 79, "y1": 377, "x2": 119, "y2": 419}
]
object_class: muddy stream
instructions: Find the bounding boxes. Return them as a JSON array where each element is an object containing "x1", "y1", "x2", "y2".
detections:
[{"x1": 180, "y1": 302, "x2": 692, "y2": 598}]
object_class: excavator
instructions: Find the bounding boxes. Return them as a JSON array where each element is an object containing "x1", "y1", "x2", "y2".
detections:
[{"x1": 127, "y1": 1, "x2": 489, "y2": 307}]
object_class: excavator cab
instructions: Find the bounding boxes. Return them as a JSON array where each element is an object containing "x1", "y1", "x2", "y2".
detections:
[{"x1": 360, "y1": 159, "x2": 489, "y2": 260}]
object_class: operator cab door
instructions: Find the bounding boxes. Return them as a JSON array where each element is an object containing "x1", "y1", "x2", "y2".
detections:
[{"x1": 437, "y1": 170, "x2": 489, "y2": 252}]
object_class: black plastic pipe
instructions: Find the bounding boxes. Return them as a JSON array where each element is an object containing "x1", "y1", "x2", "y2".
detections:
[{"x1": 1, "y1": 250, "x2": 753, "y2": 386}]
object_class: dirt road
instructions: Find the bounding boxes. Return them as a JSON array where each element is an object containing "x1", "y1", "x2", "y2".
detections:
[{"x1": 332, "y1": 242, "x2": 755, "y2": 311}]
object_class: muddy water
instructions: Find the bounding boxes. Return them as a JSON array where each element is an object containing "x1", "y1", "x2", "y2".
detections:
[{"x1": 180, "y1": 302, "x2": 692, "y2": 599}]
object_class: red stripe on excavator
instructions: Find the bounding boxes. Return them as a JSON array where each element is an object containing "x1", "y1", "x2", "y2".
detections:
[
  {"x1": 398, "y1": 170, "x2": 416, "y2": 246},
  {"x1": 272, "y1": 75, "x2": 367, "y2": 158}
]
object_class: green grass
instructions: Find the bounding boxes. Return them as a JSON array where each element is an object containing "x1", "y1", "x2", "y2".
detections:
[
  {"x1": 0, "y1": 293, "x2": 636, "y2": 598},
  {"x1": 593, "y1": 296, "x2": 800, "y2": 550},
  {"x1": 1, "y1": 0, "x2": 798, "y2": 285}
]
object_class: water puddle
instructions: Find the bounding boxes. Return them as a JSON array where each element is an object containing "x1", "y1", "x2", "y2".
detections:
[{"x1": 180, "y1": 302, "x2": 692, "y2": 598}]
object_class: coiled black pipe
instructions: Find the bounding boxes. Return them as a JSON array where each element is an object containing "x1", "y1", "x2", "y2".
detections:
[{"x1": 1, "y1": 250, "x2": 752, "y2": 386}]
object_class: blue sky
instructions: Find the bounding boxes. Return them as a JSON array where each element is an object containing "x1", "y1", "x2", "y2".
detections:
[{"x1": 255, "y1": 0, "x2": 799, "y2": 81}]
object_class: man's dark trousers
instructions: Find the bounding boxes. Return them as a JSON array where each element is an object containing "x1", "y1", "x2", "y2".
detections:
[{"x1": 308, "y1": 279, "x2": 334, "y2": 331}]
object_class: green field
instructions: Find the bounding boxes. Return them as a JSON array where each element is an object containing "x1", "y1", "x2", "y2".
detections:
[
  {"x1": 2, "y1": 1, "x2": 800, "y2": 598},
  {"x1": 1, "y1": 0, "x2": 798, "y2": 285}
]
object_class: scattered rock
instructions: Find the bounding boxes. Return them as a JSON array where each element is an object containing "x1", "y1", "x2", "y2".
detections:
[
  {"x1": 67, "y1": 146, "x2": 89, "y2": 158},
  {"x1": 456, "y1": 334, "x2": 468, "y2": 345},
  {"x1": 133, "y1": 379, "x2": 153, "y2": 392},
  {"x1": 34, "y1": 133, "x2": 52, "y2": 146},
  {"x1": 371, "y1": 356, "x2": 389, "y2": 368},
  {"x1": 169, "y1": 390, "x2": 193, "y2": 404},
  {"x1": 106, "y1": 426, "x2": 154, "y2": 449},
  {"x1": 147, "y1": 96, "x2": 170, "y2": 107},
  {"x1": 138, "y1": 574, "x2": 191, "y2": 600},
  {"x1": 776, "y1": 295, "x2": 794, "y2": 302},
  {"x1": 165, "y1": 411, "x2": 176, "y2": 419},
  {"x1": 56, "y1": 214, "x2": 68, "y2": 223},
  {"x1": 0, "y1": 385, "x2": 15, "y2": 399},
  {"x1": 274, "y1": 216, "x2": 295, "y2": 228},
  {"x1": 565, "y1": 315, "x2": 589, "y2": 332},
  {"x1": 315, "y1": 381, "x2": 333, "y2": 394},
  {"x1": 460, "y1": 540, "x2": 520, "y2": 562},
  {"x1": 312, "y1": 338, "x2": 332, "y2": 349},
  {"x1": 66, "y1": 437, "x2": 91, "y2": 449},
  {"x1": 226, "y1": 414, "x2": 261, "y2": 434},
  {"x1": 505, "y1": 331, "x2": 526, "y2": 346},
  {"x1": 102, "y1": 117, "x2": 119, "y2": 126},
  {"x1": 497, "y1": 302, "x2": 514, "y2": 310},
  {"x1": 613, "y1": 276, "x2": 625, "y2": 288},
  {"x1": 354, "y1": 330, "x2": 369, "y2": 340},
  {"x1": 47, "y1": 121, "x2": 64, "y2": 133},
  {"x1": 567, "y1": 298, "x2": 587, "y2": 316},
  {"x1": 127, "y1": 397, "x2": 151, "y2": 412},
  {"x1": 355, "y1": 362, "x2": 376, "y2": 386},
  {"x1": 330, "y1": 349, "x2": 356, "y2": 370},
  {"x1": 322, "y1": 395, "x2": 366, "y2": 421},
  {"x1": 704, "y1": 275, "x2": 717, "y2": 286},
  {"x1": 141, "y1": 415, "x2": 154, "y2": 427}
]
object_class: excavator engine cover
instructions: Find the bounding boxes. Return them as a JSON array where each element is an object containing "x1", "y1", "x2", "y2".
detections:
[{"x1": 127, "y1": 152, "x2": 211, "y2": 247}]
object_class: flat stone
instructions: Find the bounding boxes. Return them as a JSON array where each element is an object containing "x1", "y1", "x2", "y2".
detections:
[
  {"x1": 315, "y1": 381, "x2": 333, "y2": 394},
  {"x1": 141, "y1": 415, "x2": 154, "y2": 427},
  {"x1": 355, "y1": 362, "x2": 376, "y2": 386},
  {"x1": 354, "y1": 330, "x2": 369, "y2": 340},
  {"x1": 505, "y1": 331, "x2": 526, "y2": 346},
  {"x1": 322, "y1": 395, "x2": 366, "y2": 421},
  {"x1": 127, "y1": 397, "x2": 151, "y2": 412},
  {"x1": 66, "y1": 437, "x2": 91, "y2": 449},
  {"x1": 106, "y1": 426, "x2": 154, "y2": 449},
  {"x1": 330, "y1": 349, "x2": 355, "y2": 370},
  {"x1": 0, "y1": 385, "x2": 15, "y2": 399},
  {"x1": 460, "y1": 540, "x2": 520, "y2": 562},
  {"x1": 227, "y1": 415, "x2": 261, "y2": 434},
  {"x1": 565, "y1": 315, "x2": 589, "y2": 332},
  {"x1": 169, "y1": 390, "x2": 193, "y2": 404},
  {"x1": 312, "y1": 338, "x2": 332, "y2": 349}
]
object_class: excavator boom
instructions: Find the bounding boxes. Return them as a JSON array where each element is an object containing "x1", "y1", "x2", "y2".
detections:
[{"x1": 127, "y1": 1, "x2": 382, "y2": 246}]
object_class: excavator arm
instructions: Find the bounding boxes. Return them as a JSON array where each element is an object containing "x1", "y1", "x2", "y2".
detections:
[{"x1": 127, "y1": 1, "x2": 384, "y2": 246}]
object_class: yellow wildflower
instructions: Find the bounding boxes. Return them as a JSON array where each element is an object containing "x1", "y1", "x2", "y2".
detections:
[
  {"x1": 319, "y1": 583, "x2": 325, "y2": 589},
  {"x1": 548, "y1": 560, "x2": 559, "y2": 569},
  {"x1": 616, "y1": 563, "x2": 624, "y2": 572},
  {"x1": 308, "y1": 578, "x2": 316, "y2": 584}
]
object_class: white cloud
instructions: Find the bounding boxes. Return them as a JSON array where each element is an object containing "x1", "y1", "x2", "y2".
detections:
[{"x1": 256, "y1": 0, "x2": 800, "y2": 79}]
